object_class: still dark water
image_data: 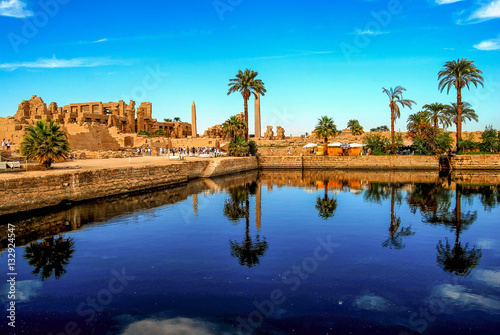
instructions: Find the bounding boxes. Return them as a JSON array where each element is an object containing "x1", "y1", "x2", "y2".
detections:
[{"x1": 1, "y1": 170, "x2": 500, "y2": 335}]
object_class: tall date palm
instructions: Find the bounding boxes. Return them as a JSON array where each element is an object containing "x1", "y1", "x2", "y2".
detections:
[
  {"x1": 382, "y1": 86, "x2": 416, "y2": 154},
  {"x1": 438, "y1": 59, "x2": 484, "y2": 149},
  {"x1": 314, "y1": 116, "x2": 338, "y2": 156},
  {"x1": 227, "y1": 69, "x2": 266, "y2": 141}
]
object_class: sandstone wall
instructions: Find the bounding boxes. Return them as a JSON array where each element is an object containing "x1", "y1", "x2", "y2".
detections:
[
  {"x1": 450, "y1": 155, "x2": 500, "y2": 170},
  {"x1": 258, "y1": 155, "x2": 440, "y2": 170},
  {"x1": 0, "y1": 157, "x2": 258, "y2": 215}
]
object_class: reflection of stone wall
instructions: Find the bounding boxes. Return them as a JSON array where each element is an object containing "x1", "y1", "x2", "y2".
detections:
[
  {"x1": 0, "y1": 157, "x2": 258, "y2": 216},
  {"x1": 0, "y1": 170, "x2": 260, "y2": 251}
]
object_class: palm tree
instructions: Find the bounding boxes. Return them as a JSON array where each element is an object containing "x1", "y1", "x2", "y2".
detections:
[
  {"x1": 173, "y1": 117, "x2": 181, "y2": 122},
  {"x1": 438, "y1": 59, "x2": 484, "y2": 149},
  {"x1": 444, "y1": 102, "x2": 478, "y2": 125},
  {"x1": 382, "y1": 86, "x2": 416, "y2": 154},
  {"x1": 315, "y1": 180, "x2": 337, "y2": 220},
  {"x1": 314, "y1": 116, "x2": 338, "y2": 156},
  {"x1": 422, "y1": 103, "x2": 449, "y2": 129},
  {"x1": 227, "y1": 69, "x2": 266, "y2": 141},
  {"x1": 23, "y1": 236, "x2": 75, "y2": 281},
  {"x1": 435, "y1": 187, "x2": 482, "y2": 276},
  {"x1": 222, "y1": 115, "x2": 247, "y2": 139},
  {"x1": 164, "y1": 118, "x2": 172, "y2": 122},
  {"x1": 382, "y1": 185, "x2": 415, "y2": 249},
  {"x1": 20, "y1": 120, "x2": 71, "y2": 169},
  {"x1": 226, "y1": 184, "x2": 268, "y2": 267},
  {"x1": 351, "y1": 124, "x2": 364, "y2": 136},
  {"x1": 406, "y1": 110, "x2": 431, "y2": 134},
  {"x1": 228, "y1": 137, "x2": 249, "y2": 156}
]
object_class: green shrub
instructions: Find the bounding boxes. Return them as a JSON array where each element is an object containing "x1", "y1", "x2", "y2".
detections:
[
  {"x1": 228, "y1": 137, "x2": 249, "y2": 156},
  {"x1": 363, "y1": 133, "x2": 390, "y2": 155},
  {"x1": 480, "y1": 125, "x2": 499, "y2": 153},
  {"x1": 154, "y1": 129, "x2": 166, "y2": 137},
  {"x1": 138, "y1": 129, "x2": 151, "y2": 137},
  {"x1": 248, "y1": 140, "x2": 258, "y2": 156}
]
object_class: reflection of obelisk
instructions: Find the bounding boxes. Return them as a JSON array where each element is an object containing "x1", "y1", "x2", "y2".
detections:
[
  {"x1": 255, "y1": 92, "x2": 261, "y2": 138},
  {"x1": 193, "y1": 194, "x2": 198, "y2": 217},
  {"x1": 191, "y1": 101, "x2": 197, "y2": 137},
  {"x1": 256, "y1": 182, "x2": 262, "y2": 231}
]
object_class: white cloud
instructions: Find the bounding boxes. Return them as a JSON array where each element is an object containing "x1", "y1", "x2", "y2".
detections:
[
  {"x1": 435, "y1": 0, "x2": 464, "y2": 4},
  {"x1": 0, "y1": 56, "x2": 129, "y2": 71},
  {"x1": 354, "y1": 294, "x2": 390, "y2": 311},
  {"x1": 433, "y1": 284, "x2": 500, "y2": 312},
  {"x1": 475, "y1": 269, "x2": 500, "y2": 287},
  {"x1": 91, "y1": 38, "x2": 108, "y2": 43},
  {"x1": 469, "y1": 0, "x2": 500, "y2": 21},
  {"x1": 0, "y1": 280, "x2": 42, "y2": 302},
  {"x1": 474, "y1": 36, "x2": 500, "y2": 50},
  {"x1": 353, "y1": 28, "x2": 389, "y2": 35},
  {"x1": 0, "y1": 0, "x2": 33, "y2": 18},
  {"x1": 121, "y1": 317, "x2": 232, "y2": 335}
]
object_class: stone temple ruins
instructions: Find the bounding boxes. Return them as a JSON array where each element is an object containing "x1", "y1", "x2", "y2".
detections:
[{"x1": 0, "y1": 94, "x2": 289, "y2": 155}]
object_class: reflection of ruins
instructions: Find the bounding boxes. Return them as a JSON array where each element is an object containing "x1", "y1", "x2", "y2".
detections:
[{"x1": 0, "y1": 172, "x2": 258, "y2": 252}]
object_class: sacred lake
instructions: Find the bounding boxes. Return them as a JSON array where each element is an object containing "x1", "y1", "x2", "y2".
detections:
[{"x1": 1, "y1": 170, "x2": 499, "y2": 335}]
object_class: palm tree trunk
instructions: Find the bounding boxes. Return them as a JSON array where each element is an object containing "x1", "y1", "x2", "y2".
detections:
[
  {"x1": 456, "y1": 88, "x2": 462, "y2": 151},
  {"x1": 390, "y1": 186, "x2": 395, "y2": 233},
  {"x1": 324, "y1": 137, "x2": 328, "y2": 156},
  {"x1": 455, "y1": 186, "x2": 461, "y2": 245},
  {"x1": 324, "y1": 182, "x2": 328, "y2": 200},
  {"x1": 391, "y1": 108, "x2": 395, "y2": 154},
  {"x1": 245, "y1": 199, "x2": 250, "y2": 237},
  {"x1": 244, "y1": 97, "x2": 249, "y2": 141}
]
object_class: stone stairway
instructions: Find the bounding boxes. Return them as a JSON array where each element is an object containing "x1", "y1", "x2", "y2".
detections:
[{"x1": 201, "y1": 160, "x2": 220, "y2": 178}]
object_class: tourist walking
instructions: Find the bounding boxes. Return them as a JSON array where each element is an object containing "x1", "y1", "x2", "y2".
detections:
[
  {"x1": 1, "y1": 138, "x2": 5, "y2": 150},
  {"x1": 6, "y1": 139, "x2": 10, "y2": 150}
]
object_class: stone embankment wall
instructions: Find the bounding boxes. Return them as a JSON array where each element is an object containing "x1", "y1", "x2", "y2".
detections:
[
  {"x1": 258, "y1": 155, "x2": 440, "y2": 170},
  {"x1": 0, "y1": 157, "x2": 258, "y2": 216},
  {"x1": 450, "y1": 155, "x2": 500, "y2": 170}
]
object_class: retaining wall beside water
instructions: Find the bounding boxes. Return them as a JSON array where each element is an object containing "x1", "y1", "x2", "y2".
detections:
[
  {"x1": 258, "y1": 155, "x2": 440, "y2": 170},
  {"x1": 1, "y1": 154, "x2": 499, "y2": 216},
  {"x1": 0, "y1": 157, "x2": 258, "y2": 216}
]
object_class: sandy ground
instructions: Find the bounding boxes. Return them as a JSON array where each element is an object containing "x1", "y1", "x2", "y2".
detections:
[{"x1": 0, "y1": 156, "x2": 219, "y2": 180}]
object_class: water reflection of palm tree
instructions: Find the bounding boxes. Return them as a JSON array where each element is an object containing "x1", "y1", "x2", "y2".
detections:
[
  {"x1": 382, "y1": 185, "x2": 415, "y2": 249},
  {"x1": 434, "y1": 187, "x2": 482, "y2": 276},
  {"x1": 315, "y1": 180, "x2": 337, "y2": 220},
  {"x1": 23, "y1": 235, "x2": 75, "y2": 281},
  {"x1": 225, "y1": 183, "x2": 268, "y2": 267}
]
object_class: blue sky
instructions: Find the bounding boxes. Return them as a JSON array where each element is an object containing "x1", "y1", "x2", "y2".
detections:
[{"x1": 0, "y1": 0, "x2": 499, "y2": 135}]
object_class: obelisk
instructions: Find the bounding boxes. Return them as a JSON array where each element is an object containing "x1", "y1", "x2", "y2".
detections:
[
  {"x1": 255, "y1": 92, "x2": 261, "y2": 138},
  {"x1": 191, "y1": 101, "x2": 197, "y2": 137}
]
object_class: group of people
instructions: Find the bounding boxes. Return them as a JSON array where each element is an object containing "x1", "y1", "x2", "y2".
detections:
[
  {"x1": 136, "y1": 146, "x2": 224, "y2": 158},
  {"x1": 137, "y1": 147, "x2": 154, "y2": 156},
  {"x1": 166, "y1": 146, "x2": 223, "y2": 158},
  {"x1": 1, "y1": 138, "x2": 11, "y2": 150}
]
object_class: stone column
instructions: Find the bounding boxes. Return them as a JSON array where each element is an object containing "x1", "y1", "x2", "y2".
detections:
[
  {"x1": 256, "y1": 182, "x2": 262, "y2": 231},
  {"x1": 191, "y1": 101, "x2": 197, "y2": 137},
  {"x1": 255, "y1": 92, "x2": 261, "y2": 138},
  {"x1": 193, "y1": 194, "x2": 198, "y2": 217}
]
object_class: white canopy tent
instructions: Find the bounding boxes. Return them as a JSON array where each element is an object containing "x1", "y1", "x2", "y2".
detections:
[{"x1": 303, "y1": 143, "x2": 318, "y2": 148}]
